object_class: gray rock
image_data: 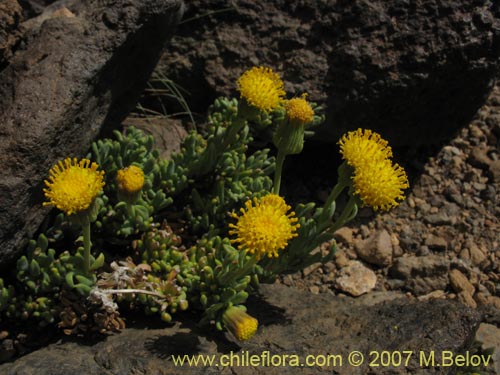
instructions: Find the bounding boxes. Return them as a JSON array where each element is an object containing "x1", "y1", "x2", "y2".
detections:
[
  {"x1": 423, "y1": 212, "x2": 454, "y2": 226},
  {"x1": 122, "y1": 117, "x2": 188, "y2": 160},
  {"x1": 156, "y1": 0, "x2": 500, "y2": 147},
  {"x1": 390, "y1": 255, "x2": 450, "y2": 295},
  {"x1": 0, "y1": 284, "x2": 481, "y2": 375},
  {"x1": 354, "y1": 229, "x2": 393, "y2": 266},
  {"x1": 391, "y1": 255, "x2": 449, "y2": 279},
  {"x1": 0, "y1": 0, "x2": 184, "y2": 266},
  {"x1": 407, "y1": 275, "x2": 450, "y2": 296},
  {"x1": 424, "y1": 235, "x2": 448, "y2": 251}
]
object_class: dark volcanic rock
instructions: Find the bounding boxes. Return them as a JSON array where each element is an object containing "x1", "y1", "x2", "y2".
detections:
[
  {"x1": 0, "y1": 284, "x2": 480, "y2": 374},
  {"x1": 157, "y1": 0, "x2": 500, "y2": 146},
  {"x1": 0, "y1": 0, "x2": 184, "y2": 267}
]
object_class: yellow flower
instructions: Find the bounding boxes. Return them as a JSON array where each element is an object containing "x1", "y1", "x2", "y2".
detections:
[
  {"x1": 237, "y1": 66, "x2": 285, "y2": 112},
  {"x1": 229, "y1": 194, "x2": 299, "y2": 260},
  {"x1": 222, "y1": 306, "x2": 258, "y2": 341},
  {"x1": 351, "y1": 159, "x2": 409, "y2": 211},
  {"x1": 285, "y1": 94, "x2": 314, "y2": 125},
  {"x1": 117, "y1": 165, "x2": 144, "y2": 194},
  {"x1": 338, "y1": 128, "x2": 393, "y2": 168},
  {"x1": 43, "y1": 158, "x2": 105, "y2": 216}
]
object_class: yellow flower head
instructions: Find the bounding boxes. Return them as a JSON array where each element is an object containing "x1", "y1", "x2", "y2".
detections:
[
  {"x1": 43, "y1": 158, "x2": 105, "y2": 216},
  {"x1": 352, "y1": 159, "x2": 409, "y2": 211},
  {"x1": 338, "y1": 128, "x2": 393, "y2": 168},
  {"x1": 229, "y1": 194, "x2": 299, "y2": 260},
  {"x1": 117, "y1": 165, "x2": 144, "y2": 194},
  {"x1": 285, "y1": 94, "x2": 314, "y2": 125},
  {"x1": 222, "y1": 306, "x2": 258, "y2": 341},
  {"x1": 237, "y1": 66, "x2": 285, "y2": 112}
]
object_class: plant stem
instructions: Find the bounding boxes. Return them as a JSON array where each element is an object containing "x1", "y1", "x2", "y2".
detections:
[
  {"x1": 328, "y1": 196, "x2": 357, "y2": 234},
  {"x1": 318, "y1": 180, "x2": 348, "y2": 226},
  {"x1": 126, "y1": 203, "x2": 135, "y2": 220},
  {"x1": 218, "y1": 254, "x2": 258, "y2": 286},
  {"x1": 222, "y1": 116, "x2": 245, "y2": 150},
  {"x1": 273, "y1": 150, "x2": 286, "y2": 195},
  {"x1": 82, "y1": 220, "x2": 91, "y2": 276},
  {"x1": 325, "y1": 181, "x2": 346, "y2": 209}
]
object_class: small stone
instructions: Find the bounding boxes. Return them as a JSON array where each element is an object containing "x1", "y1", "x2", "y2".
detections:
[
  {"x1": 334, "y1": 227, "x2": 354, "y2": 245},
  {"x1": 282, "y1": 275, "x2": 293, "y2": 286},
  {"x1": 469, "y1": 244, "x2": 487, "y2": 266},
  {"x1": 52, "y1": 7, "x2": 76, "y2": 19},
  {"x1": 469, "y1": 124, "x2": 484, "y2": 139},
  {"x1": 418, "y1": 290, "x2": 446, "y2": 301},
  {"x1": 474, "y1": 292, "x2": 490, "y2": 306},
  {"x1": 489, "y1": 160, "x2": 500, "y2": 183},
  {"x1": 457, "y1": 291, "x2": 477, "y2": 308},
  {"x1": 359, "y1": 225, "x2": 371, "y2": 238},
  {"x1": 459, "y1": 248, "x2": 470, "y2": 261},
  {"x1": 392, "y1": 245, "x2": 403, "y2": 257},
  {"x1": 417, "y1": 245, "x2": 431, "y2": 256},
  {"x1": 390, "y1": 255, "x2": 450, "y2": 295},
  {"x1": 309, "y1": 286, "x2": 320, "y2": 294},
  {"x1": 334, "y1": 252, "x2": 350, "y2": 268},
  {"x1": 303, "y1": 263, "x2": 321, "y2": 277},
  {"x1": 449, "y1": 269, "x2": 475, "y2": 295},
  {"x1": 390, "y1": 255, "x2": 449, "y2": 280},
  {"x1": 408, "y1": 276, "x2": 449, "y2": 296},
  {"x1": 424, "y1": 235, "x2": 448, "y2": 251},
  {"x1": 354, "y1": 229, "x2": 393, "y2": 267},
  {"x1": 0, "y1": 339, "x2": 15, "y2": 363},
  {"x1": 468, "y1": 146, "x2": 492, "y2": 169},
  {"x1": 476, "y1": 323, "x2": 500, "y2": 374},
  {"x1": 390, "y1": 233, "x2": 400, "y2": 247},
  {"x1": 423, "y1": 212, "x2": 454, "y2": 226},
  {"x1": 335, "y1": 261, "x2": 377, "y2": 297},
  {"x1": 123, "y1": 117, "x2": 188, "y2": 160},
  {"x1": 485, "y1": 295, "x2": 500, "y2": 309},
  {"x1": 323, "y1": 262, "x2": 336, "y2": 273}
]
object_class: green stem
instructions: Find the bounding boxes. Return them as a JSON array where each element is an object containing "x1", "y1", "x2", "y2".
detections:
[
  {"x1": 325, "y1": 181, "x2": 347, "y2": 208},
  {"x1": 82, "y1": 220, "x2": 92, "y2": 276},
  {"x1": 273, "y1": 150, "x2": 286, "y2": 195},
  {"x1": 222, "y1": 116, "x2": 246, "y2": 150},
  {"x1": 328, "y1": 195, "x2": 358, "y2": 234},
  {"x1": 318, "y1": 180, "x2": 348, "y2": 226},
  {"x1": 218, "y1": 254, "x2": 258, "y2": 286},
  {"x1": 126, "y1": 203, "x2": 135, "y2": 220}
]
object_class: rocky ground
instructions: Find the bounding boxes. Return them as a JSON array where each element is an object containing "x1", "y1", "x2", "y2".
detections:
[
  {"x1": 275, "y1": 83, "x2": 500, "y2": 373},
  {"x1": 281, "y1": 83, "x2": 500, "y2": 307}
]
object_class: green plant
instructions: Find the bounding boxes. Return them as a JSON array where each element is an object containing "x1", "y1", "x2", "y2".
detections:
[{"x1": 0, "y1": 66, "x2": 409, "y2": 342}]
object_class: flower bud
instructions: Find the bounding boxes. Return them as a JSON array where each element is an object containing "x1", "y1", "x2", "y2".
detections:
[{"x1": 222, "y1": 306, "x2": 258, "y2": 341}]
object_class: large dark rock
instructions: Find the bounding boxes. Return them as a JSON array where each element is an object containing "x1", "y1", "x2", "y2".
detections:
[
  {"x1": 0, "y1": 284, "x2": 481, "y2": 374},
  {"x1": 0, "y1": 0, "x2": 184, "y2": 267},
  {"x1": 157, "y1": 0, "x2": 500, "y2": 146}
]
